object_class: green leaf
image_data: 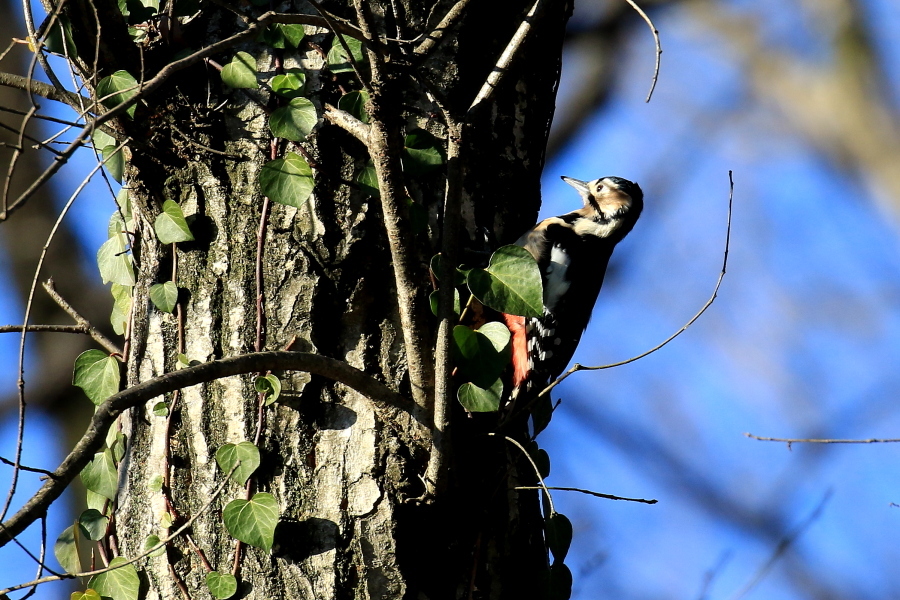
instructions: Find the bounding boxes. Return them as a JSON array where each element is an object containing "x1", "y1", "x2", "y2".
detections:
[
  {"x1": 259, "y1": 152, "x2": 314, "y2": 208},
  {"x1": 452, "y1": 323, "x2": 511, "y2": 388},
  {"x1": 206, "y1": 571, "x2": 239, "y2": 599},
  {"x1": 223, "y1": 492, "x2": 279, "y2": 551},
  {"x1": 152, "y1": 401, "x2": 169, "y2": 417},
  {"x1": 54, "y1": 523, "x2": 88, "y2": 574},
  {"x1": 71, "y1": 589, "x2": 102, "y2": 600},
  {"x1": 119, "y1": 0, "x2": 158, "y2": 24},
  {"x1": 79, "y1": 508, "x2": 109, "y2": 541},
  {"x1": 143, "y1": 534, "x2": 166, "y2": 557},
  {"x1": 109, "y1": 283, "x2": 132, "y2": 336},
  {"x1": 545, "y1": 512, "x2": 573, "y2": 564},
  {"x1": 115, "y1": 188, "x2": 132, "y2": 221},
  {"x1": 221, "y1": 51, "x2": 258, "y2": 89},
  {"x1": 216, "y1": 441, "x2": 261, "y2": 485},
  {"x1": 86, "y1": 489, "x2": 108, "y2": 513},
  {"x1": 531, "y1": 393, "x2": 554, "y2": 437},
  {"x1": 429, "y1": 254, "x2": 467, "y2": 286},
  {"x1": 89, "y1": 556, "x2": 140, "y2": 600},
  {"x1": 149, "y1": 474, "x2": 163, "y2": 492},
  {"x1": 269, "y1": 97, "x2": 318, "y2": 142},
  {"x1": 467, "y1": 245, "x2": 543, "y2": 317},
  {"x1": 402, "y1": 130, "x2": 444, "y2": 175},
  {"x1": 96, "y1": 70, "x2": 139, "y2": 119},
  {"x1": 337, "y1": 90, "x2": 370, "y2": 123},
  {"x1": 429, "y1": 289, "x2": 460, "y2": 317},
  {"x1": 260, "y1": 23, "x2": 305, "y2": 48},
  {"x1": 270, "y1": 71, "x2": 306, "y2": 99},
  {"x1": 81, "y1": 450, "x2": 118, "y2": 501},
  {"x1": 159, "y1": 512, "x2": 173, "y2": 528},
  {"x1": 111, "y1": 431, "x2": 127, "y2": 462},
  {"x1": 73, "y1": 349, "x2": 121, "y2": 405},
  {"x1": 549, "y1": 562, "x2": 573, "y2": 600},
  {"x1": 43, "y1": 15, "x2": 78, "y2": 58},
  {"x1": 457, "y1": 378, "x2": 503, "y2": 412},
  {"x1": 93, "y1": 128, "x2": 116, "y2": 150},
  {"x1": 149, "y1": 281, "x2": 179, "y2": 313},
  {"x1": 97, "y1": 230, "x2": 135, "y2": 286},
  {"x1": 154, "y1": 200, "x2": 194, "y2": 244},
  {"x1": 326, "y1": 35, "x2": 365, "y2": 74},
  {"x1": 102, "y1": 145, "x2": 125, "y2": 183},
  {"x1": 254, "y1": 374, "x2": 282, "y2": 405},
  {"x1": 356, "y1": 162, "x2": 379, "y2": 197}
]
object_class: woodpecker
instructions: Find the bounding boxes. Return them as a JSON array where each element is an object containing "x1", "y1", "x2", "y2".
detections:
[{"x1": 503, "y1": 175, "x2": 643, "y2": 400}]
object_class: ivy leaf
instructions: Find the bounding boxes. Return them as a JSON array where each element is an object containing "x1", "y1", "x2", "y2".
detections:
[
  {"x1": 115, "y1": 187, "x2": 132, "y2": 221},
  {"x1": 152, "y1": 401, "x2": 168, "y2": 417},
  {"x1": 356, "y1": 162, "x2": 379, "y2": 197},
  {"x1": 254, "y1": 374, "x2": 282, "y2": 405},
  {"x1": 467, "y1": 245, "x2": 543, "y2": 317},
  {"x1": 216, "y1": 441, "x2": 261, "y2": 485},
  {"x1": 154, "y1": 200, "x2": 194, "y2": 244},
  {"x1": 270, "y1": 71, "x2": 306, "y2": 99},
  {"x1": 111, "y1": 431, "x2": 127, "y2": 463},
  {"x1": 531, "y1": 393, "x2": 554, "y2": 437},
  {"x1": 143, "y1": 534, "x2": 166, "y2": 557},
  {"x1": 402, "y1": 129, "x2": 444, "y2": 175},
  {"x1": 149, "y1": 475, "x2": 163, "y2": 492},
  {"x1": 71, "y1": 589, "x2": 102, "y2": 600},
  {"x1": 260, "y1": 23, "x2": 305, "y2": 48},
  {"x1": 206, "y1": 571, "x2": 239, "y2": 599},
  {"x1": 326, "y1": 35, "x2": 365, "y2": 74},
  {"x1": 118, "y1": 0, "x2": 158, "y2": 24},
  {"x1": 149, "y1": 281, "x2": 178, "y2": 313},
  {"x1": 97, "y1": 229, "x2": 135, "y2": 286},
  {"x1": 549, "y1": 562, "x2": 573, "y2": 600},
  {"x1": 81, "y1": 450, "x2": 118, "y2": 501},
  {"x1": 452, "y1": 322, "x2": 511, "y2": 388},
  {"x1": 54, "y1": 523, "x2": 88, "y2": 574},
  {"x1": 429, "y1": 254, "x2": 468, "y2": 286},
  {"x1": 96, "y1": 70, "x2": 139, "y2": 118},
  {"x1": 89, "y1": 556, "x2": 140, "y2": 600},
  {"x1": 73, "y1": 349, "x2": 121, "y2": 405},
  {"x1": 43, "y1": 15, "x2": 78, "y2": 58},
  {"x1": 269, "y1": 97, "x2": 318, "y2": 142},
  {"x1": 221, "y1": 51, "x2": 258, "y2": 89},
  {"x1": 102, "y1": 145, "x2": 125, "y2": 183},
  {"x1": 429, "y1": 289, "x2": 460, "y2": 317},
  {"x1": 457, "y1": 378, "x2": 503, "y2": 412},
  {"x1": 337, "y1": 90, "x2": 370, "y2": 123},
  {"x1": 545, "y1": 512, "x2": 573, "y2": 564},
  {"x1": 259, "y1": 152, "x2": 314, "y2": 208},
  {"x1": 223, "y1": 492, "x2": 279, "y2": 551},
  {"x1": 78, "y1": 509, "x2": 109, "y2": 541}
]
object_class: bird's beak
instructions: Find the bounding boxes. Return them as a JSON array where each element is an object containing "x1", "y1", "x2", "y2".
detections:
[{"x1": 561, "y1": 176, "x2": 591, "y2": 202}]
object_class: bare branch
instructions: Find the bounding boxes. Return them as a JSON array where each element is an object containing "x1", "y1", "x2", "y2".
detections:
[
  {"x1": 514, "y1": 486, "x2": 658, "y2": 505},
  {"x1": 744, "y1": 433, "x2": 900, "y2": 444},
  {"x1": 413, "y1": 0, "x2": 473, "y2": 56},
  {"x1": 0, "y1": 324, "x2": 89, "y2": 334},
  {"x1": 323, "y1": 103, "x2": 371, "y2": 144},
  {"x1": 0, "y1": 70, "x2": 93, "y2": 113},
  {"x1": 623, "y1": 0, "x2": 662, "y2": 102},
  {"x1": 0, "y1": 350, "x2": 411, "y2": 547},
  {"x1": 468, "y1": 0, "x2": 544, "y2": 115},
  {"x1": 492, "y1": 434, "x2": 555, "y2": 515},
  {"x1": 42, "y1": 279, "x2": 123, "y2": 356}
]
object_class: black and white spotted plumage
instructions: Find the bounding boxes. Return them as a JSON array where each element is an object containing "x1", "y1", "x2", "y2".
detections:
[{"x1": 504, "y1": 175, "x2": 643, "y2": 399}]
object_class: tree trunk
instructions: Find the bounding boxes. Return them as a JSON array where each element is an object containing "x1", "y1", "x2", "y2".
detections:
[{"x1": 69, "y1": 0, "x2": 570, "y2": 597}]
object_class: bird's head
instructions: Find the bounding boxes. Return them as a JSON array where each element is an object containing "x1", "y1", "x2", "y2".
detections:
[{"x1": 562, "y1": 175, "x2": 644, "y2": 222}]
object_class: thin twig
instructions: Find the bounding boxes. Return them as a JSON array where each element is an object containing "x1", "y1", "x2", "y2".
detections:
[
  {"x1": 43, "y1": 279, "x2": 123, "y2": 356},
  {"x1": 514, "y1": 486, "x2": 657, "y2": 504},
  {"x1": 323, "y1": 103, "x2": 371, "y2": 144},
  {"x1": 0, "y1": 456, "x2": 55, "y2": 477},
  {"x1": 744, "y1": 433, "x2": 900, "y2": 444},
  {"x1": 0, "y1": 324, "x2": 89, "y2": 335},
  {"x1": 492, "y1": 434, "x2": 555, "y2": 515},
  {"x1": 0, "y1": 350, "x2": 411, "y2": 547},
  {"x1": 623, "y1": 0, "x2": 662, "y2": 102},
  {"x1": 309, "y1": 0, "x2": 372, "y2": 92}
]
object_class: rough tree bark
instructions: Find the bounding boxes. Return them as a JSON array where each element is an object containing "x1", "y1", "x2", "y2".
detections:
[{"x1": 6, "y1": 0, "x2": 572, "y2": 597}]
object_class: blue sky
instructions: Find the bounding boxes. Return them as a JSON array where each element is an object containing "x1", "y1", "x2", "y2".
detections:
[{"x1": 3, "y1": 1, "x2": 900, "y2": 598}]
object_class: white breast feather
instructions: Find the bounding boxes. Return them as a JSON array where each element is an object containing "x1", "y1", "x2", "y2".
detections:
[
  {"x1": 544, "y1": 244, "x2": 571, "y2": 311},
  {"x1": 573, "y1": 217, "x2": 620, "y2": 238}
]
